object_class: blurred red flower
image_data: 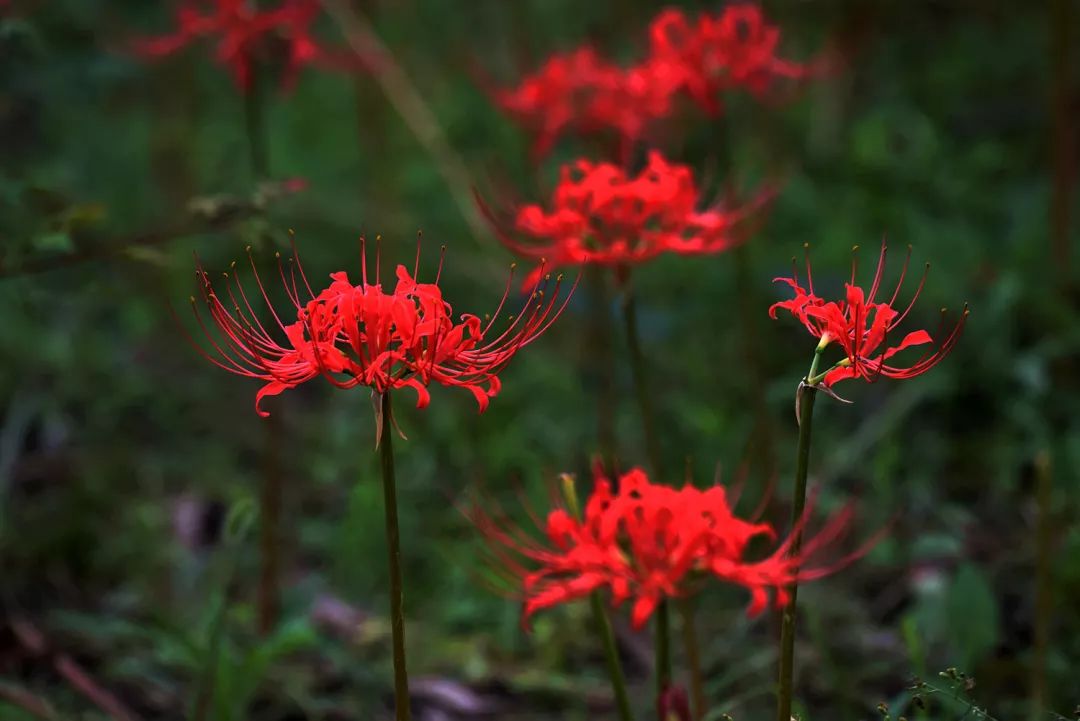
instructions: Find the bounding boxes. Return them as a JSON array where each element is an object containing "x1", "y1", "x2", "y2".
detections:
[
  {"x1": 135, "y1": 0, "x2": 347, "y2": 90},
  {"x1": 480, "y1": 151, "x2": 772, "y2": 287},
  {"x1": 470, "y1": 463, "x2": 862, "y2": 630},
  {"x1": 491, "y1": 3, "x2": 822, "y2": 156},
  {"x1": 647, "y1": 4, "x2": 824, "y2": 115},
  {"x1": 186, "y1": 238, "x2": 573, "y2": 416},
  {"x1": 493, "y1": 47, "x2": 682, "y2": 159},
  {"x1": 769, "y1": 242, "x2": 967, "y2": 387}
]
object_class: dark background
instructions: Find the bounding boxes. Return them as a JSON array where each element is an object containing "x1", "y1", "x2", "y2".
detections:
[{"x1": 0, "y1": 1, "x2": 1077, "y2": 719}]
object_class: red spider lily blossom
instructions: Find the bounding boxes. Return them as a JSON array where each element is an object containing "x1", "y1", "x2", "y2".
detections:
[
  {"x1": 184, "y1": 237, "x2": 574, "y2": 417},
  {"x1": 493, "y1": 47, "x2": 682, "y2": 159},
  {"x1": 769, "y1": 242, "x2": 968, "y2": 388},
  {"x1": 135, "y1": 0, "x2": 351, "y2": 90},
  {"x1": 479, "y1": 151, "x2": 772, "y2": 287},
  {"x1": 491, "y1": 4, "x2": 822, "y2": 156},
  {"x1": 469, "y1": 463, "x2": 864, "y2": 630},
  {"x1": 647, "y1": 4, "x2": 825, "y2": 115}
]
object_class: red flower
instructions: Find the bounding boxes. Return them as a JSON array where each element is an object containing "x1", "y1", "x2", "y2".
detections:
[
  {"x1": 480, "y1": 151, "x2": 771, "y2": 287},
  {"x1": 185, "y1": 237, "x2": 574, "y2": 416},
  {"x1": 135, "y1": 0, "x2": 345, "y2": 90},
  {"x1": 769, "y1": 242, "x2": 967, "y2": 387},
  {"x1": 647, "y1": 4, "x2": 824, "y2": 114},
  {"x1": 470, "y1": 463, "x2": 862, "y2": 630},
  {"x1": 490, "y1": 4, "x2": 821, "y2": 156},
  {"x1": 493, "y1": 47, "x2": 681, "y2": 159}
]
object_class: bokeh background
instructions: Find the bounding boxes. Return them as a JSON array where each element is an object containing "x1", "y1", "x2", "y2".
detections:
[{"x1": 1, "y1": 1, "x2": 1077, "y2": 719}]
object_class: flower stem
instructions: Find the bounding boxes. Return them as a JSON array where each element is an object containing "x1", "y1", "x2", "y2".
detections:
[
  {"x1": 591, "y1": 593, "x2": 635, "y2": 721},
  {"x1": 655, "y1": 598, "x2": 672, "y2": 710},
  {"x1": 562, "y1": 475, "x2": 633, "y2": 721},
  {"x1": 679, "y1": 597, "x2": 706, "y2": 720},
  {"x1": 775, "y1": 350, "x2": 823, "y2": 721},
  {"x1": 378, "y1": 392, "x2": 411, "y2": 721},
  {"x1": 244, "y1": 59, "x2": 269, "y2": 180},
  {"x1": 619, "y1": 275, "x2": 662, "y2": 479},
  {"x1": 242, "y1": 54, "x2": 280, "y2": 637},
  {"x1": 617, "y1": 273, "x2": 672, "y2": 708},
  {"x1": 588, "y1": 267, "x2": 618, "y2": 475},
  {"x1": 257, "y1": 416, "x2": 283, "y2": 636},
  {"x1": 1030, "y1": 449, "x2": 1052, "y2": 721}
]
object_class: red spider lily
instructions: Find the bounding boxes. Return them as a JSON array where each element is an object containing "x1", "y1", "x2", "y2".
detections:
[
  {"x1": 469, "y1": 463, "x2": 864, "y2": 630},
  {"x1": 493, "y1": 47, "x2": 682, "y2": 159},
  {"x1": 135, "y1": 0, "x2": 349, "y2": 90},
  {"x1": 769, "y1": 242, "x2": 968, "y2": 387},
  {"x1": 185, "y1": 237, "x2": 574, "y2": 417},
  {"x1": 479, "y1": 151, "x2": 772, "y2": 287},
  {"x1": 490, "y1": 4, "x2": 821, "y2": 156},
  {"x1": 647, "y1": 4, "x2": 825, "y2": 115}
]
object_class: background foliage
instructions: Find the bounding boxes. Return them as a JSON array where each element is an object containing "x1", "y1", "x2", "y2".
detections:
[{"x1": 1, "y1": 1, "x2": 1077, "y2": 719}]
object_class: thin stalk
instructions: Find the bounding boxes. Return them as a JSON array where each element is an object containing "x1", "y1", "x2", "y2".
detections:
[
  {"x1": 244, "y1": 61, "x2": 269, "y2": 180},
  {"x1": 775, "y1": 344, "x2": 824, "y2": 721},
  {"x1": 378, "y1": 392, "x2": 411, "y2": 721},
  {"x1": 679, "y1": 597, "x2": 706, "y2": 720},
  {"x1": 1049, "y1": 0, "x2": 1074, "y2": 291},
  {"x1": 617, "y1": 272, "x2": 671, "y2": 709},
  {"x1": 591, "y1": 583, "x2": 635, "y2": 720},
  {"x1": 587, "y1": 267, "x2": 618, "y2": 475},
  {"x1": 620, "y1": 276, "x2": 662, "y2": 477},
  {"x1": 655, "y1": 599, "x2": 672, "y2": 712},
  {"x1": 257, "y1": 416, "x2": 283, "y2": 635},
  {"x1": 562, "y1": 475, "x2": 633, "y2": 721},
  {"x1": 241, "y1": 52, "x2": 282, "y2": 636},
  {"x1": 1029, "y1": 450, "x2": 1052, "y2": 721}
]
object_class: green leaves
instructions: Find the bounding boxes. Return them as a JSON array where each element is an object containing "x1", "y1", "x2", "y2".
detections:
[{"x1": 944, "y1": 564, "x2": 1000, "y2": 671}]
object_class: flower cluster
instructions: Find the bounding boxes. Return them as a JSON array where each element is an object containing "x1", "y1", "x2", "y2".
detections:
[
  {"x1": 494, "y1": 47, "x2": 683, "y2": 159},
  {"x1": 770, "y1": 242, "x2": 968, "y2": 387},
  {"x1": 494, "y1": 3, "x2": 822, "y2": 155},
  {"x1": 188, "y1": 239, "x2": 572, "y2": 416},
  {"x1": 135, "y1": 0, "x2": 350, "y2": 90},
  {"x1": 471, "y1": 463, "x2": 857, "y2": 629},
  {"x1": 647, "y1": 4, "x2": 821, "y2": 114},
  {"x1": 482, "y1": 150, "x2": 771, "y2": 285}
]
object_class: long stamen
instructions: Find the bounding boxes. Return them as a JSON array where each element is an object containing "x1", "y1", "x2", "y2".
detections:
[
  {"x1": 360, "y1": 235, "x2": 369, "y2": 288},
  {"x1": 288, "y1": 230, "x2": 316, "y2": 300},
  {"x1": 849, "y1": 244, "x2": 859, "y2": 287},
  {"x1": 434, "y1": 244, "x2": 447, "y2": 285},
  {"x1": 413, "y1": 230, "x2": 423, "y2": 281},
  {"x1": 893, "y1": 262, "x2": 929, "y2": 327},
  {"x1": 866, "y1": 240, "x2": 887, "y2": 304},
  {"x1": 375, "y1": 234, "x2": 382, "y2": 286}
]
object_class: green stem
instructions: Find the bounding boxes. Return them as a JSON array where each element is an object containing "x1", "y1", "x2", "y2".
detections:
[
  {"x1": 562, "y1": 475, "x2": 634, "y2": 721},
  {"x1": 617, "y1": 272, "x2": 672, "y2": 709},
  {"x1": 775, "y1": 349, "x2": 823, "y2": 721},
  {"x1": 620, "y1": 275, "x2": 662, "y2": 478},
  {"x1": 1030, "y1": 450, "x2": 1052, "y2": 721},
  {"x1": 257, "y1": 414, "x2": 283, "y2": 636},
  {"x1": 244, "y1": 52, "x2": 279, "y2": 636},
  {"x1": 679, "y1": 597, "x2": 706, "y2": 721},
  {"x1": 588, "y1": 267, "x2": 618, "y2": 476},
  {"x1": 591, "y1": 593, "x2": 635, "y2": 721},
  {"x1": 244, "y1": 58, "x2": 269, "y2": 180},
  {"x1": 655, "y1": 598, "x2": 672, "y2": 708},
  {"x1": 378, "y1": 392, "x2": 411, "y2": 721}
]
